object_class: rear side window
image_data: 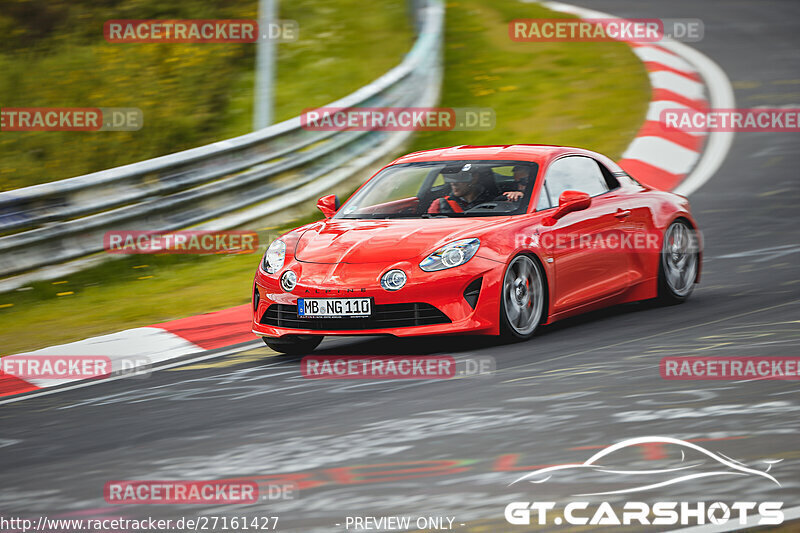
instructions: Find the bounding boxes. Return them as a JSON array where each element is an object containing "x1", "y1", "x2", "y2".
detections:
[{"x1": 544, "y1": 156, "x2": 610, "y2": 205}]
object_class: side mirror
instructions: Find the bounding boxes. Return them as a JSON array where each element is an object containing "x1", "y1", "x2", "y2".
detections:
[
  {"x1": 552, "y1": 190, "x2": 591, "y2": 221},
  {"x1": 317, "y1": 194, "x2": 340, "y2": 218}
]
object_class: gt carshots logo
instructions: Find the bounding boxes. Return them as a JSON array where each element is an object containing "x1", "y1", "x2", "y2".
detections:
[
  {"x1": 504, "y1": 501, "x2": 783, "y2": 526},
  {"x1": 504, "y1": 437, "x2": 785, "y2": 526}
]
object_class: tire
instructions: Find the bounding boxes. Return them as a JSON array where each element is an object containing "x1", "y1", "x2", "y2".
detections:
[
  {"x1": 263, "y1": 335, "x2": 323, "y2": 355},
  {"x1": 500, "y1": 255, "x2": 546, "y2": 340},
  {"x1": 658, "y1": 219, "x2": 699, "y2": 304}
]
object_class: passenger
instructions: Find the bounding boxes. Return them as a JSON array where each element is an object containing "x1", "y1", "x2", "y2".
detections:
[{"x1": 501, "y1": 165, "x2": 531, "y2": 202}]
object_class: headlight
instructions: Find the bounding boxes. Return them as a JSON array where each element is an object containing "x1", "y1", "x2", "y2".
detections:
[
  {"x1": 419, "y1": 238, "x2": 480, "y2": 272},
  {"x1": 381, "y1": 269, "x2": 407, "y2": 291},
  {"x1": 263, "y1": 240, "x2": 286, "y2": 274}
]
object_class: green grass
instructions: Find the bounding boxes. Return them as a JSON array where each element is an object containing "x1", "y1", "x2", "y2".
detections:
[
  {"x1": 0, "y1": 0, "x2": 412, "y2": 190},
  {"x1": 0, "y1": 0, "x2": 649, "y2": 355}
]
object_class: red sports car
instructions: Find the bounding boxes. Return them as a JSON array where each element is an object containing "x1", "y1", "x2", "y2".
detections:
[{"x1": 252, "y1": 145, "x2": 701, "y2": 354}]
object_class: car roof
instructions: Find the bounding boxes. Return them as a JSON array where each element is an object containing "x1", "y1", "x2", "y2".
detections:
[{"x1": 390, "y1": 145, "x2": 621, "y2": 171}]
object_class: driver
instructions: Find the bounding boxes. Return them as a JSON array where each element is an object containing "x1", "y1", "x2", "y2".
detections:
[{"x1": 428, "y1": 166, "x2": 496, "y2": 214}]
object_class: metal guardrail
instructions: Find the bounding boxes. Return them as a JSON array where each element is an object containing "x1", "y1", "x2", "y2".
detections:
[{"x1": 0, "y1": 0, "x2": 443, "y2": 287}]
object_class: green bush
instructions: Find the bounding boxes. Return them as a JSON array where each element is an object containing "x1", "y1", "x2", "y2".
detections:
[{"x1": 0, "y1": 0, "x2": 411, "y2": 191}]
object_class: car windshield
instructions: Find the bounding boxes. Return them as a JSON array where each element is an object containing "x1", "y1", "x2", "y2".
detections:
[{"x1": 334, "y1": 160, "x2": 540, "y2": 219}]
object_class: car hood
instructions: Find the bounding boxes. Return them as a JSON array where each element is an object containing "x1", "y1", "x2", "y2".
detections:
[{"x1": 294, "y1": 218, "x2": 499, "y2": 264}]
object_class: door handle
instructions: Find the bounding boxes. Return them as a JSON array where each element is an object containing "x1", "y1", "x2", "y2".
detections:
[{"x1": 614, "y1": 209, "x2": 631, "y2": 219}]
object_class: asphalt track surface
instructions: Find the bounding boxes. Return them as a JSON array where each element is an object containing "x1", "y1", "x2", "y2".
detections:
[{"x1": 2, "y1": 1, "x2": 800, "y2": 532}]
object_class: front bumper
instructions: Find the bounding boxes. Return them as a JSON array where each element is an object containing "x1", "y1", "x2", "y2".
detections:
[{"x1": 251, "y1": 256, "x2": 503, "y2": 338}]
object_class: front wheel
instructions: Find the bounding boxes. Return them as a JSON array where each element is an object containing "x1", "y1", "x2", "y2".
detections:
[
  {"x1": 658, "y1": 220, "x2": 699, "y2": 304},
  {"x1": 263, "y1": 335, "x2": 323, "y2": 354},
  {"x1": 500, "y1": 255, "x2": 546, "y2": 340}
]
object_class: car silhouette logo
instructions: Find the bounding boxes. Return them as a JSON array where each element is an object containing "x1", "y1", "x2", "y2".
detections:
[{"x1": 509, "y1": 436, "x2": 782, "y2": 496}]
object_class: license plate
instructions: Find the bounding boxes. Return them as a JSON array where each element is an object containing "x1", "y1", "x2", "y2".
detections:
[{"x1": 297, "y1": 298, "x2": 372, "y2": 318}]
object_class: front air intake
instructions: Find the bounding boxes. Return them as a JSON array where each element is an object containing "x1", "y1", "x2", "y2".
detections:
[{"x1": 463, "y1": 277, "x2": 483, "y2": 309}]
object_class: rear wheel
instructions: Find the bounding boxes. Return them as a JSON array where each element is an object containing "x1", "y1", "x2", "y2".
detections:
[
  {"x1": 500, "y1": 255, "x2": 546, "y2": 340},
  {"x1": 658, "y1": 220, "x2": 699, "y2": 303},
  {"x1": 263, "y1": 335, "x2": 323, "y2": 355}
]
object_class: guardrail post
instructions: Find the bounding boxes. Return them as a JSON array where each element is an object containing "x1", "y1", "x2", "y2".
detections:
[{"x1": 254, "y1": 0, "x2": 277, "y2": 130}]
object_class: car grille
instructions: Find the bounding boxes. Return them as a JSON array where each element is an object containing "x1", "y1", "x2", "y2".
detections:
[{"x1": 260, "y1": 303, "x2": 451, "y2": 330}]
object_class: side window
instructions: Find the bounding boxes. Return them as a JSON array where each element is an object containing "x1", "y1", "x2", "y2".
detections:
[
  {"x1": 536, "y1": 183, "x2": 552, "y2": 211},
  {"x1": 544, "y1": 156, "x2": 610, "y2": 206}
]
